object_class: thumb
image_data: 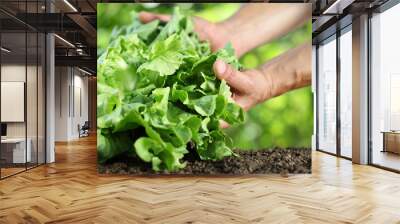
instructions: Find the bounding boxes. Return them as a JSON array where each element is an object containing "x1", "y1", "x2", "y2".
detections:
[{"x1": 213, "y1": 60, "x2": 251, "y2": 93}]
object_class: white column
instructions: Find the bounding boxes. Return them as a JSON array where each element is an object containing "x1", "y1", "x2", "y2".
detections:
[
  {"x1": 46, "y1": 32, "x2": 55, "y2": 163},
  {"x1": 45, "y1": 0, "x2": 56, "y2": 163},
  {"x1": 352, "y1": 14, "x2": 369, "y2": 164}
]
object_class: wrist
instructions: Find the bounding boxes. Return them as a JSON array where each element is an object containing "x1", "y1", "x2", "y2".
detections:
[
  {"x1": 261, "y1": 61, "x2": 295, "y2": 99},
  {"x1": 261, "y1": 66, "x2": 277, "y2": 100}
]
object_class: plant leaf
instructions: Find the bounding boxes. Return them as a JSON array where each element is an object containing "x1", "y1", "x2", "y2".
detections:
[{"x1": 97, "y1": 7, "x2": 245, "y2": 171}]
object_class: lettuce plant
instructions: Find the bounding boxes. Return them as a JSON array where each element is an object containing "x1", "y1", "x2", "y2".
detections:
[{"x1": 97, "y1": 8, "x2": 244, "y2": 171}]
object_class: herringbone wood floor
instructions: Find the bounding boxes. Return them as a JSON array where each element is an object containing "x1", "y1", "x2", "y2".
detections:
[{"x1": 1, "y1": 135, "x2": 400, "y2": 224}]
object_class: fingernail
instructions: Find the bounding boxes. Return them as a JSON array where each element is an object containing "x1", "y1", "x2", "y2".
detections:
[
  {"x1": 215, "y1": 60, "x2": 226, "y2": 75},
  {"x1": 138, "y1": 12, "x2": 150, "y2": 21},
  {"x1": 138, "y1": 12, "x2": 145, "y2": 20}
]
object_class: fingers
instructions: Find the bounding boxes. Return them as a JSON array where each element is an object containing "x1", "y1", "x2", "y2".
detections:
[
  {"x1": 219, "y1": 120, "x2": 230, "y2": 129},
  {"x1": 192, "y1": 18, "x2": 212, "y2": 42},
  {"x1": 213, "y1": 60, "x2": 251, "y2": 93},
  {"x1": 192, "y1": 19, "x2": 226, "y2": 52},
  {"x1": 138, "y1": 12, "x2": 171, "y2": 23},
  {"x1": 232, "y1": 94, "x2": 252, "y2": 111}
]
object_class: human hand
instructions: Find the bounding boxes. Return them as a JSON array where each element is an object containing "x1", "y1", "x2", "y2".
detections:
[
  {"x1": 140, "y1": 4, "x2": 311, "y2": 58},
  {"x1": 213, "y1": 60, "x2": 274, "y2": 112},
  {"x1": 139, "y1": 12, "x2": 312, "y2": 128},
  {"x1": 214, "y1": 42, "x2": 312, "y2": 113},
  {"x1": 138, "y1": 11, "x2": 230, "y2": 53}
]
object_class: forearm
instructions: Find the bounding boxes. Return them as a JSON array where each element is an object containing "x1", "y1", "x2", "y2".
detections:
[
  {"x1": 260, "y1": 42, "x2": 312, "y2": 98},
  {"x1": 219, "y1": 3, "x2": 311, "y2": 57}
]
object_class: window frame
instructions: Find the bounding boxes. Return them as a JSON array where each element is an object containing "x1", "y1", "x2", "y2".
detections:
[
  {"x1": 314, "y1": 18, "x2": 353, "y2": 161},
  {"x1": 0, "y1": 1, "x2": 48, "y2": 180}
]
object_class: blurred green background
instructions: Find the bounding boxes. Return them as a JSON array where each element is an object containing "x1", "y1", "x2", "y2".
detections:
[{"x1": 98, "y1": 3, "x2": 313, "y2": 150}]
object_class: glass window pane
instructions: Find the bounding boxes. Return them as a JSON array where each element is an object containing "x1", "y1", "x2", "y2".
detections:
[
  {"x1": 340, "y1": 29, "x2": 352, "y2": 158},
  {"x1": 1, "y1": 31, "x2": 27, "y2": 177},
  {"x1": 318, "y1": 36, "x2": 337, "y2": 154},
  {"x1": 26, "y1": 0, "x2": 40, "y2": 169},
  {"x1": 0, "y1": 0, "x2": 46, "y2": 179},
  {"x1": 371, "y1": 4, "x2": 400, "y2": 171},
  {"x1": 38, "y1": 32, "x2": 45, "y2": 165},
  {"x1": 27, "y1": 31, "x2": 38, "y2": 168}
]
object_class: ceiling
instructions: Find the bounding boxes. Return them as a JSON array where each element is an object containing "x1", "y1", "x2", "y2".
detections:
[
  {"x1": 311, "y1": 0, "x2": 390, "y2": 43},
  {"x1": 0, "y1": 0, "x2": 98, "y2": 74}
]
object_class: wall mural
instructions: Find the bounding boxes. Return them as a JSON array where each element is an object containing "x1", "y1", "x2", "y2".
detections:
[{"x1": 97, "y1": 3, "x2": 313, "y2": 175}]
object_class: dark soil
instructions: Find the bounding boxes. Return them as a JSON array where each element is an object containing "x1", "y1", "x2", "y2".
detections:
[{"x1": 98, "y1": 147, "x2": 311, "y2": 176}]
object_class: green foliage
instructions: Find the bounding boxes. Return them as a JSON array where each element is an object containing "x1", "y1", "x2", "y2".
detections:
[
  {"x1": 229, "y1": 20, "x2": 313, "y2": 150},
  {"x1": 97, "y1": 8, "x2": 244, "y2": 171},
  {"x1": 98, "y1": 3, "x2": 313, "y2": 152}
]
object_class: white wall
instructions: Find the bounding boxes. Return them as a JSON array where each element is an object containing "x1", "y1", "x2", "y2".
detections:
[
  {"x1": 1, "y1": 63, "x2": 46, "y2": 164},
  {"x1": 1, "y1": 65, "x2": 32, "y2": 138},
  {"x1": 54, "y1": 67, "x2": 89, "y2": 141},
  {"x1": 1, "y1": 65, "x2": 25, "y2": 133},
  {"x1": 1, "y1": 82, "x2": 25, "y2": 122},
  {"x1": 71, "y1": 73, "x2": 89, "y2": 136},
  {"x1": 55, "y1": 66, "x2": 69, "y2": 141}
]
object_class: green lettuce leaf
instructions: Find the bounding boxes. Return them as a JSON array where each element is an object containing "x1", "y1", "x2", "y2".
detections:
[{"x1": 97, "y1": 7, "x2": 245, "y2": 171}]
